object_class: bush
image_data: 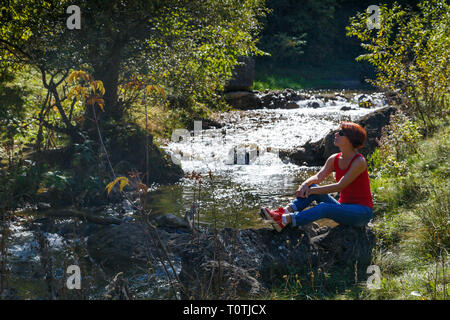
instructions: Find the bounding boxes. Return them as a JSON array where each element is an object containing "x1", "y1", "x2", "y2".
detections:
[
  {"x1": 416, "y1": 184, "x2": 450, "y2": 261},
  {"x1": 347, "y1": 0, "x2": 450, "y2": 130},
  {"x1": 369, "y1": 112, "x2": 423, "y2": 176}
]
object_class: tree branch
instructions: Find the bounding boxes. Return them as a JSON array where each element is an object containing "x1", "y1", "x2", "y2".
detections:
[{"x1": 41, "y1": 120, "x2": 71, "y2": 134}]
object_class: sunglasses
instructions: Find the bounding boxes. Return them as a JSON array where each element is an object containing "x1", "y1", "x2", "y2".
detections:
[{"x1": 338, "y1": 129, "x2": 345, "y2": 136}]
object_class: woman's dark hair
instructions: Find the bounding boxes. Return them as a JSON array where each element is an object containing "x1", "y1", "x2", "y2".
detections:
[{"x1": 339, "y1": 121, "x2": 367, "y2": 149}]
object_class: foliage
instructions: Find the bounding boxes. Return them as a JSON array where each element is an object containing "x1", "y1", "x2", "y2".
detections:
[
  {"x1": 368, "y1": 111, "x2": 423, "y2": 176},
  {"x1": 416, "y1": 184, "x2": 450, "y2": 261},
  {"x1": 258, "y1": 0, "x2": 336, "y2": 65},
  {"x1": 0, "y1": 0, "x2": 267, "y2": 127},
  {"x1": 346, "y1": 0, "x2": 450, "y2": 130},
  {"x1": 0, "y1": 69, "x2": 28, "y2": 144},
  {"x1": 368, "y1": 120, "x2": 449, "y2": 299}
]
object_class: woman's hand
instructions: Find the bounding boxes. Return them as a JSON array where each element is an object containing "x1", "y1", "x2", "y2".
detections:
[{"x1": 296, "y1": 184, "x2": 309, "y2": 198}]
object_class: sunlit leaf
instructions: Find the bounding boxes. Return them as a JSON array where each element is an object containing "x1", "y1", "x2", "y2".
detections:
[{"x1": 105, "y1": 176, "x2": 129, "y2": 195}]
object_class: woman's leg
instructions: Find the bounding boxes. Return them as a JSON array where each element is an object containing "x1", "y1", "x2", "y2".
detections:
[
  {"x1": 289, "y1": 203, "x2": 372, "y2": 227},
  {"x1": 288, "y1": 184, "x2": 339, "y2": 212}
]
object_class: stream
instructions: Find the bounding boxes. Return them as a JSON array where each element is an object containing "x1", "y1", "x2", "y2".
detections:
[
  {"x1": 2, "y1": 90, "x2": 390, "y2": 299},
  {"x1": 153, "y1": 90, "x2": 387, "y2": 228}
]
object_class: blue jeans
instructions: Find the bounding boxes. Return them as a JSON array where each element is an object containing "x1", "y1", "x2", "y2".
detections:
[{"x1": 288, "y1": 184, "x2": 372, "y2": 227}]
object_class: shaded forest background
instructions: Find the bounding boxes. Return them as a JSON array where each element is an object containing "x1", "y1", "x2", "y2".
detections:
[{"x1": 255, "y1": 0, "x2": 421, "y2": 89}]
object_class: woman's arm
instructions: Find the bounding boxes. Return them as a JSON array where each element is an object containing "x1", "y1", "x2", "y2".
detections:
[
  {"x1": 307, "y1": 156, "x2": 367, "y2": 196},
  {"x1": 296, "y1": 154, "x2": 337, "y2": 197}
]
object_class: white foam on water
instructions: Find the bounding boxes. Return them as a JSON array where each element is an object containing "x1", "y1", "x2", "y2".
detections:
[{"x1": 164, "y1": 94, "x2": 386, "y2": 190}]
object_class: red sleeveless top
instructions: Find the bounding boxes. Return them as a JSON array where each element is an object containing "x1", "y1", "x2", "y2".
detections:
[{"x1": 334, "y1": 152, "x2": 373, "y2": 209}]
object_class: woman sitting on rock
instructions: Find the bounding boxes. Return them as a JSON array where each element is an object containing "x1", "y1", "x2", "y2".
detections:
[{"x1": 261, "y1": 121, "x2": 373, "y2": 232}]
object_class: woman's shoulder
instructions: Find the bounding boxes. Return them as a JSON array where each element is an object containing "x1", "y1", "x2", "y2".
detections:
[
  {"x1": 327, "y1": 153, "x2": 340, "y2": 171},
  {"x1": 328, "y1": 153, "x2": 340, "y2": 165},
  {"x1": 328, "y1": 153, "x2": 340, "y2": 161},
  {"x1": 352, "y1": 154, "x2": 368, "y2": 169}
]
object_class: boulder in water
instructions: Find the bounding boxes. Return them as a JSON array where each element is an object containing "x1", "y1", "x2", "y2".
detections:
[{"x1": 280, "y1": 106, "x2": 398, "y2": 166}]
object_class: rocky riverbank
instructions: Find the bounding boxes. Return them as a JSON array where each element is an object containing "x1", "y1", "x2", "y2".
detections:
[
  {"x1": 279, "y1": 106, "x2": 398, "y2": 166},
  {"x1": 87, "y1": 214, "x2": 375, "y2": 299},
  {"x1": 224, "y1": 88, "x2": 395, "y2": 111}
]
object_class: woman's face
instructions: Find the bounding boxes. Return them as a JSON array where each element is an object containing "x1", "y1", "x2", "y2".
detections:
[{"x1": 334, "y1": 127, "x2": 350, "y2": 148}]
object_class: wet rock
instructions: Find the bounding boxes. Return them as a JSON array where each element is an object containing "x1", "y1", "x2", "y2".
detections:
[
  {"x1": 357, "y1": 94, "x2": 374, "y2": 108},
  {"x1": 87, "y1": 223, "x2": 148, "y2": 271},
  {"x1": 87, "y1": 222, "x2": 192, "y2": 273},
  {"x1": 37, "y1": 202, "x2": 51, "y2": 210},
  {"x1": 307, "y1": 101, "x2": 322, "y2": 109},
  {"x1": 154, "y1": 213, "x2": 190, "y2": 230},
  {"x1": 285, "y1": 101, "x2": 299, "y2": 109},
  {"x1": 263, "y1": 90, "x2": 306, "y2": 107},
  {"x1": 224, "y1": 91, "x2": 261, "y2": 110},
  {"x1": 225, "y1": 89, "x2": 308, "y2": 110},
  {"x1": 280, "y1": 106, "x2": 398, "y2": 166},
  {"x1": 87, "y1": 220, "x2": 375, "y2": 298}
]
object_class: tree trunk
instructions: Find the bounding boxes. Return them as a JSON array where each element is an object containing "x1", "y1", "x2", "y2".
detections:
[{"x1": 92, "y1": 41, "x2": 123, "y2": 121}]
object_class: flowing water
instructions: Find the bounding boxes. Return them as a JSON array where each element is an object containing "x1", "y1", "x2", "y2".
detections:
[
  {"x1": 149, "y1": 91, "x2": 388, "y2": 229},
  {"x1": 3, "y1": 90, "x2": 390, "y2": 299}
]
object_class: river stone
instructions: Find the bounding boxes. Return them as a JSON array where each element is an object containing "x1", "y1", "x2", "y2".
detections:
[
  {"x1": 224, "y1": 91, "x2": 261, "y2": 109},
  {"x1": 356, "y1": 94, "x2": 374, "y2": 108},
  {"x1": 307, "y1": 101, "x2": 322, "y2": 109},
  {"x1": 179, "y1": 224, "x2": 374, "y2": 298},
  {"x1": 225, "y1": 89, "x2": 309, "y2": 110},
  {"x1": 154, "y1": 213, "x2": 190, "y2": 229},
  {"x1": 87, "y1": 223, "x2": 147, "y2": 271},
  {"x1": 340, "y1": 105, "x2": 355, "y2": 111},
  {"x1": 87, "y1": 222, "x2": 192, "y2": 273},
  {"x1": 285, "y1": 101, "x2": 299, "y2": 109}
]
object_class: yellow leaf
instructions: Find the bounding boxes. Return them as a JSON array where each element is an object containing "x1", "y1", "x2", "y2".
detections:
[
  {"x1": 145, "y1": 85, "x2": 155, "y2": 95},
  {"x1": 159, "y1": 87, "x2": 166, "y2": 100},
  {"x1": 145, "y1": 85, "x2": 166, "y2": 100},
  {"x1": 119, "y1": 177, "x2": 129, "y2": 192},
  {"x1": 105, "y1": 177, "x2": 129, "y2": 195}
]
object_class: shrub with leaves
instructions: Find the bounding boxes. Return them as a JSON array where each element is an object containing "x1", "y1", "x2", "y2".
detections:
[
  {"x1": 416, "y1": 184, "x2": 450, "y2": 261},
  {"x1": 369, "y1": 112, "x2": 423, "y2": 176},
  {"x1": 346, "y1": 0, "x2": 450, "y2": 131}
]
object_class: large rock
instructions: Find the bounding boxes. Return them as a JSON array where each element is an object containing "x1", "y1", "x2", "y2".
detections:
[
  {"x1": 259, "y1": 89, "x2": 306, "y2": 109},
  {"x1": 178, "y1": 224, "x2": 374, "y2": 299},
  {"x1": 225, "y1": 89, "x2": 308, "y2": 110},
  {"x1": 225, "y1": 56, "x2": 255, "y2": 92},
  {"x1": 87, "y1": 217, "x2": 375, "y2": 299},
  {"x1": 280, "y1": 106, "x2": 398, "y2": 166},
  {"x1": 105, "y1": 123, "x2": 184, "y2": 184},
  {"x1": 224, "y1": 91, "x2": 261, "y2": 110}
]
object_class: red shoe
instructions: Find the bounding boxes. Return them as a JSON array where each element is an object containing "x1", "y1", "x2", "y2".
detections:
[{"x1": 260, "y1": 207, "x2": 285, "y2": 232}]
